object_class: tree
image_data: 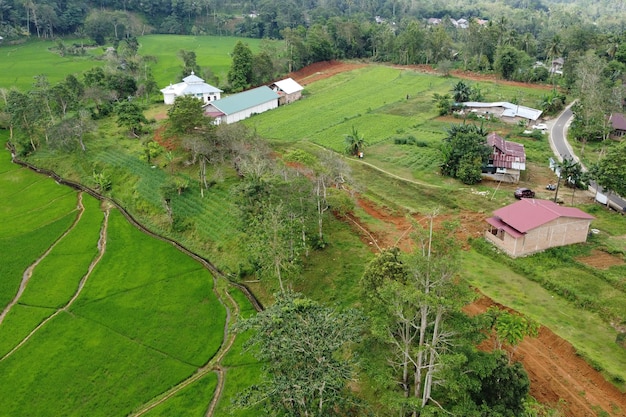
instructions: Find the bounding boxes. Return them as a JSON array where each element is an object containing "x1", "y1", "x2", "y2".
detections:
[
  {"x1": 440, "y1": 124, "x2": 491, "y2": 185},
  {"x1": 167, "y1": 95, "x2": 207, "y2": 134},
  {"x1": 115, "y1": 100, "x2": 148, "y2": 137},
  {"x1": 451, "y1": 81, "x2": 472, "y2": 103},
  {"x1": 553, "y1": 156, "x2": 580, "y2": 203},
  {"x1": 236, "y1": 291, "x2": 364, "y2": 417},
  {"x1": 494, "y1": 45, "x2": 530, "y2": 80},
  {"x1": 361, "y1": 219, "x2": 474, "y2": 416},
  {"x1": 590, "y1": 141, "x2": 626, "y2": 201},
  {"x1": 432, "y1": 93, "x2": 452, "y2": 116},
  {"x1": 344, "y1": 126, "x2": 366, "y2": 156},
  {"x1": 228, "y1": 41, "x2": 253, "y2": 91},
  {"x1": 178, "y1": 49, "x2": 201, "y2": 78}
]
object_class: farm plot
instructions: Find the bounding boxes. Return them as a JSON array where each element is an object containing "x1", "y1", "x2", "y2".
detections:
[
  {"x1": 142, "y1": 372, "x2": 219, "y2": 417},
  {"x1": 0, "y1": 155, "x2": 79, "y2": 310},
  {"x1": 71, "y1": 209, "x2": 225, "y2": 365},
  {"x1": 0, "y1": 143, "x2": 227, "y2": 415},
  {"x1": 212, "y1": 287, "x2": 264, "y2": 417},
  {"x1": 0, "y1": 195, "x2": 103, "y2": 358},
  {"x1": 0, "y1": 39, "x2": 104, "y2": 91},
  {"x1": 0, "y1": 311, "x2": 197, "y2": 417},
  {"x1": 247, "y1": 66, "x2": 450, "y2": 144}
]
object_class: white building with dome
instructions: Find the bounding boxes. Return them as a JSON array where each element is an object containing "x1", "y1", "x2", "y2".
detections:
[{"x1": 160, "y1": 72, "x2": 222, "y2": 105}]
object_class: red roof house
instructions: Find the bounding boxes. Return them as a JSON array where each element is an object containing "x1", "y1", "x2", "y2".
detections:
[
  {"x1": 485, "y1": 199, "x2": 594, "y2": 257},
  {"x1": 482, "y1": 133, "x2": 526, "y2": 183}
]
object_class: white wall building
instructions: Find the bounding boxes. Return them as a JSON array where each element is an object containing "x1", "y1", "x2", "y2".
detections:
[
  {"x1": 160, "y1": 72, "x2": 222, "y2": 105},
  {"x1": 204, "y1": 86, "x2": 280, "y2": 125}
]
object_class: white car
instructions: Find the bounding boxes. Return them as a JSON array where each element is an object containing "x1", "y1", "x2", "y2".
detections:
[{"x1": 532, "y1": 123, "x2": 548, "y2": 131}]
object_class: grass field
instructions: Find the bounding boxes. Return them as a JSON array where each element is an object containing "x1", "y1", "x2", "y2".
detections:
[
  {"x1": 463, "y1": 245, "x2": 626, "y2": 385},
  {"x1": 137, "y1": 35, "x2": 265, "y2": 89},
  {"x1": 0, "y1": 35, "x2": 264, "y2": 93},
  {"x1": 0, "y1": 38, "x2": 105, "y2": 90}
]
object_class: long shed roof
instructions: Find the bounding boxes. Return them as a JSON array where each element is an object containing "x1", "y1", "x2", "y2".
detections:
[
  {"x1": 207, "y1": 86, "x2": 279, "y2": 115},
  {"x1": 463, "y1": 101, "x2": 542, "y2": 121}
]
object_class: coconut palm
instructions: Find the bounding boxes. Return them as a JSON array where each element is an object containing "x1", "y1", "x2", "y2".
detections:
[{"x1": 451, "y1": 80, "x2": 472, "y2": 103}]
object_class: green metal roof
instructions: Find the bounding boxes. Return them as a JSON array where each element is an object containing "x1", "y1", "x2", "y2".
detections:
[{"x1": 211, "y1": 86, "x2": 280, "y2": 115}]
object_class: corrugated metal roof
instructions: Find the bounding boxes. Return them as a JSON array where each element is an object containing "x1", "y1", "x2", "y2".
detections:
[
  {"x1": 463, "y1": 102, "x2": 542, "y2": 121},
  {"x1": 488, "y1": 133, "x2": 526, "y2": 169},
  {"x1": 272, "y1": 78, "x2": 304, "y2": 94},
  {"x1": 486, "y1": 216, "x2": 524, "y2": 238},
  {"x1": 491, "y1": 199, "x2": 594, "y2": 234},
  {"x1": 209, "y1": 86, "x2": 280, "y2": 115}
]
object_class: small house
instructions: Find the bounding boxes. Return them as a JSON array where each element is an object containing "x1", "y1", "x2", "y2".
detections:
[
  {"x1": 203, "y1": 86, "x2": 280, "y2": 125},
  {"x1": 270, "y1": 78, "x2": 304, "y2": 105},
  {"x1": 609, "y1": 112, "x2": 626, "y2": 139},
  {"x1": 160, "y1": 72, "x2": 222, "y2": 105},
  {"x1": 485, "y1": 199, "x2": 594, "y2": 257},
  {"x1": 550, "y1": 57, "x2": 564, "y2": 75},
  {"x1": 482, "y1": 133, "x2": 526, "y2": 183}
]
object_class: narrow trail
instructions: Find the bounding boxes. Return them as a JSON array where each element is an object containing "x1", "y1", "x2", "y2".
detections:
[
  {"x1": 0, "y1": 204, "x2": 110, "y2": 362},
  {"x1": 0, "y1": 192, "x2": 85, "y2": 326}
]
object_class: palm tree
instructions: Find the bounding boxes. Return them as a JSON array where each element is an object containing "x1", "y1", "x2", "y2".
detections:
[
  {"x1": 451, "y1": 80, "x2": 472, "y2": 103},
  {"x1": 344, "y1": 126, "x2": 366, "y2": 156},
  {"x1": 553, "y1": 156, "x2": 579, "y2": 203},
  {"x1": 545, "y1": 34, "x2": 563, "y2": 65}
]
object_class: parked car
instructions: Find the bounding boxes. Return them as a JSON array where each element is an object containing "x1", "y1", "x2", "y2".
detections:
[
  {"x1": 532, "y1": 123, "x2": 548, "y2": 131},
  {"x1": 546, "y1": 183, "x2": 557, "y2": 191},
  {"x1": 514, "y1": 188, "x2": 535, "y2": 199}
]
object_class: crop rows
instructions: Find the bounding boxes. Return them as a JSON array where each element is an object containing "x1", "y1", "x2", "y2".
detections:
[
  {"x1": 249, "y1": 66, "x2": 450, "y2": 143},
  {"x1": 96, "y1": 150, "x2": 167, "y2": 208}
]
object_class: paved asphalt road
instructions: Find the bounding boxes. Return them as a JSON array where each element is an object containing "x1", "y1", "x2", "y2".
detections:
[{"x1": 548, "y1": 104, "x2": 626, "y2": 212}]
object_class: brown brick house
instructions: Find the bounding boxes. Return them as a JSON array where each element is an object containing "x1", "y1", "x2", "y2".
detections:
[{"x1": 485, "y1": 199, "x2": 594, "y2": 257}]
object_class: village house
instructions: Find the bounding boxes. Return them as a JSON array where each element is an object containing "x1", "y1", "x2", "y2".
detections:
[
  {"x1": 550, "y1": 57, "x2": 564, "y2": 75},
  {"x1": 203, "y1": 86, "x2": 280, "y2": 125},
  {"x1": 269, "y1": 78, "x2": 304, "y2": 105},
  {"x1": 160, "y1": 72, "x2": 222, "y2": 105},
  {"x1": 485, "y1": 199, "x2": 594, "y2": 257},
  {"x1": 609, "y1": 112, "x2": 626, "y2": 139},
  {"x1": 482, "y1": 133, "x2": 526, "y2": 183},
  {"x1": 460, "y1": 101, "x2": 542, "y2": 124}
]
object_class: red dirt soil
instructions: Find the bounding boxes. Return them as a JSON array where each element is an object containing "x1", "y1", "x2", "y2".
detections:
[
  {"x1": 292, "y1": 61, "x2": 626, "y2": 415},
  {"x1": 350, "y1": 197, "x2": 626, "y2": 416}
]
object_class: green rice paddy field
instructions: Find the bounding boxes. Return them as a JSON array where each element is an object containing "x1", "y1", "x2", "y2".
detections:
[
  {"x1": 0, "y1": 35, "x2": 263, "y2": 92},
  {"x1": 0, "y1": 138, "x2": 229, "y2": 416}
]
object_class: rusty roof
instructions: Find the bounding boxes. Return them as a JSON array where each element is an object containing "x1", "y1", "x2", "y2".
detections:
[{"x1": 487, "y1": 133, "x2": 526, "y2": 169}]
